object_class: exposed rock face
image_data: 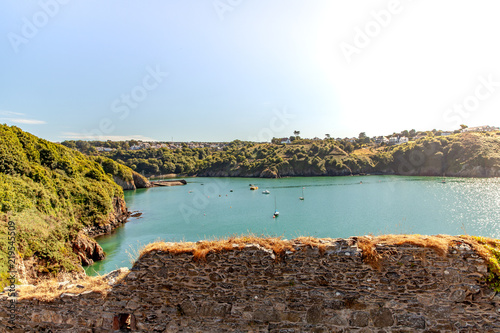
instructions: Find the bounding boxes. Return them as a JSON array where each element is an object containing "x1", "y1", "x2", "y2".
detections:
[
  {"x1": 259, "y1": 168, "x2": 278, "y2": 178},
  {"x1": 72, "y1": 232, "x2": 105, "y2": 266},
  {"x1": 84, "y1": 197, "x2": 130, "y2": 237},
  {"x1": 132, "y1": 171, "x2": 150, "y2": 188},
  {"x1": 112, "y1": 172, "x2": 151, "y2": 190},
  {"x1": 69, "y1": 197, "x2": 130, "y2": 270},
  {"x1": 112, "y1": 175, "x2": 136, "y2": 190}
]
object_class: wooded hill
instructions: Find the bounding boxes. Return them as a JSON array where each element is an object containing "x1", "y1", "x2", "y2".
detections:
[
  {"x1": 79, "y1": 132, "x2": 500, "y2": 178},
  {"x1": 0, "y1": 125, "x2": 139, "y2": 289}
]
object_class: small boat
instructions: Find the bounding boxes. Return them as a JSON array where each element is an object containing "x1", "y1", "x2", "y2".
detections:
[
  {"x1": 273, "y1": 197, "x2": 279, "y2": 217},
  {"x1": 299, "y1": 187, "x2": 305, "y2": 200},
  {"x1": 230, "y1": 189, "x2": 233, "y2": 192},
  {"x1": 262, "y1": 190, "x2": 270, "y2": 194},
  {"x1": 250, "y1": 186, "x2": 258, "y2": 190}
]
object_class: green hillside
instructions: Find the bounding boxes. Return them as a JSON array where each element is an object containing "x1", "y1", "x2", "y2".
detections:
[
  {"x1": 0, "y1": 125, "x2": 126, "y2": 288},
  {"x1": 80, "y1": 132, "x2": 500, "y2": 178},
  {"x1": 381, "y1": 132, "x2": 500, "y2": 177}
]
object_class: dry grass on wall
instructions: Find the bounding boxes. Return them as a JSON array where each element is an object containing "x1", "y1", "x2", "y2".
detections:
[
  {"x1": 16, "y1": 234, "x2": 500, "y2": 302},
  {"x1": 17, "y1": 270, "x2": 129, "y2": 302}
]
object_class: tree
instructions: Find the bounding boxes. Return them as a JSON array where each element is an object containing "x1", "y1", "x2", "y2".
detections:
[
  {"x1": 409, "y1": 129, "x2": 416, "y2": 137},
  {"x1": 325, "y1": 134, "x2": 331, "y2": 139},
  {"x1": 460, "y1": 124, "x2": 468, "y2": 130},
  {"x1": 402, "y1": 130, "x2": 409, "y2": 137},
  {"x1": 344, "y1": 142, "x2": 354, "y2": 153},
  {"x1": 358, "y1": 132, "x2": 367, "y2": 140},
  {"x1": 293, "y1": 130, "x2": 300, "y2": 137}
]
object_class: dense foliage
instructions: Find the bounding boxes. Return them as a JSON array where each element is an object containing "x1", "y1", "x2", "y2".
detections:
[
  {"x1": 0, "y1": 125, "x2": 124, "y2": 289},
  {"x1": 67, "y1": 132, "x2": 500, "y2": 178}
]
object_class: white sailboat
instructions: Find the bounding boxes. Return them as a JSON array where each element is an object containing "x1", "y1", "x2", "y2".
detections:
[
  {"x1": 299, "y1": 187, "x2": 305, "y2": 200},
  {"x1": 273, "y1": 197, "x2": 279, "y2": 218}
]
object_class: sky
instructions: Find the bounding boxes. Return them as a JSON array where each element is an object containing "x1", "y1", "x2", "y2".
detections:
[{"x1": 1, "y1": 0, "x2": 500, "y2": 142}]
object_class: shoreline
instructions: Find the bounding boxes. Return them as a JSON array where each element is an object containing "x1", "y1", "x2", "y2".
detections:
[{"x1": 145, "y1": 173, "x2": 495, "y2": 179}]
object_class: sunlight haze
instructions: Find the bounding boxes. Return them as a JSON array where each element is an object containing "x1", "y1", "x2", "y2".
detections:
[{"x1": 1, "y1": 0, "x2": 499, "y2": 142}]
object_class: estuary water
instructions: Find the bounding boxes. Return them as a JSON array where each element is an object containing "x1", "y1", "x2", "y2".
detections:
[{"x1": 85, "y1": 175, "x2": 500, "y2": 275}]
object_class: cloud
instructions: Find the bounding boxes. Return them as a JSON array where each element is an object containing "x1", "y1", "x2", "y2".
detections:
[
  {"x1": 60, "y1": 132, "x2": 158, "y2": 141},
  {"x1": 7, "y1": 118, "x2": 47, "y2": 125},
  {"x1": 0, "y1": 117, "x2": 47, "y2": 125},
  {"x1": 0, "y1": 111, "x2": 46, "y2": 125},
  {"x1": 0, "y1": 110, "x2": 25, "y2": 116}
]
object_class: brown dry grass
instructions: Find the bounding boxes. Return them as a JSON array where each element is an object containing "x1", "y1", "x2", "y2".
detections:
[
  {"x1": 356, "y1": 234, "x2": 500, "y2": 276},
  {"x1": 139, "y1": 234, "x2": 296, "y2": 262},
  {"x1": 17, "y1": 269, "x2": 129, "y2": 302},
  {"x1": 357, "y1": 234, "x2": 463, "y2": 269},
  {"x1": 295, "y1": 236, "x2": 336, "y2": 255}
]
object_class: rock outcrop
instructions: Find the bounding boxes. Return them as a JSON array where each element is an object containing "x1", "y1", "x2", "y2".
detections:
[
  {"x1": 113, "y1": 172, "x2": 151, "y2": 190},
  {"x1": 72, "y1": 232, "x2": 105, "y2": 266},
  {"x1": 112, "y1": 175, "x2": 136, "y2": 190},
  {"x1": 84, "y1": 197, "x2": 130, "y2": 238},
  {"x1": 132, "y1": 171, "x2": 150, "y2": 188}
]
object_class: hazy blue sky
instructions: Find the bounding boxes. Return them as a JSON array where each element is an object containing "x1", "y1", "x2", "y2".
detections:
[{"x1": 1, "y1": 1, "x2": 500, "y2": 142}]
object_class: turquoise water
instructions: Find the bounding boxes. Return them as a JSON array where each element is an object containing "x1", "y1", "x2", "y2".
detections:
[{"x1": 85, "y1": 176, "x2": 500, "y2": 275}]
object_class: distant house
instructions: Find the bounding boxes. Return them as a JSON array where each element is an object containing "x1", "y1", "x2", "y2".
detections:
[
  {"x1": 389, "y1": 137, "x2": 399, "y2": 145},
  {"x1": 389, "y1": 136, "x2": 408, "y2": 145},
  {"x1": 96, "y1": 147, "x2": 115, "y2": 152},
  {"x1": 375, "y1": 136, "x2": 389, "y2": 144},
  {"x1": 461, "y1": 125, "x2": 500, "y2": 133},
  {"x1": 130, "y1": 145, "x2": 142, "y2": 150},
  {"x1": 440, "y1": 132, "x2": 452, "y2": 136},
  {"x1": 280, "y1": 138, "x2": 291, "y2": 144}
]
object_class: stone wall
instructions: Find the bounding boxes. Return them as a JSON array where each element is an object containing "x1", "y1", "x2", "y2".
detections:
[{"x1": 1, "y1": 238, "x2": 499, "y2": 332}]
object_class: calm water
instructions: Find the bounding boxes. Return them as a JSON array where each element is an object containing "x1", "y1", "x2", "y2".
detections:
[{"x1": 85, "y1": 176, "x2": 500, "y2": 275}]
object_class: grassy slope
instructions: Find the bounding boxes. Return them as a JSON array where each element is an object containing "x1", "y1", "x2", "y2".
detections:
[
  {"x1": 384, "y1": 132, "x2": 500, "y2": 176},
  {"x1": 0, "y1": 125, "x2": 124, "y2": 288}
]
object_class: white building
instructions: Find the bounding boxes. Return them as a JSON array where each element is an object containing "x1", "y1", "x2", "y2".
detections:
[
  {"x1": 461, "y1": 125, "x2": 499, "y2": 133},
  {"x1": 96, "y1": 147, "x2": 115, "y2": 152},
  {"x1": 280, "y1": 138, "x2": 291, "y2": 144},
  {"x1": 389, "y1": 137, "x2": 399, "y2": 145},
  {"x1": 389, "y1": 136, "x2": 408, "y2": 145}
]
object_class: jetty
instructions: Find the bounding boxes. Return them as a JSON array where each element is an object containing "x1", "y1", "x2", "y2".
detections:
[{"x1": 150, "y1": 179, "x2": 187, "y2": 187}]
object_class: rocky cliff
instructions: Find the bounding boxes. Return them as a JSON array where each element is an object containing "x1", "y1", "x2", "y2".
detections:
[{"x1": 0, "y1": 125, "x2": 132, "y2": 288}]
